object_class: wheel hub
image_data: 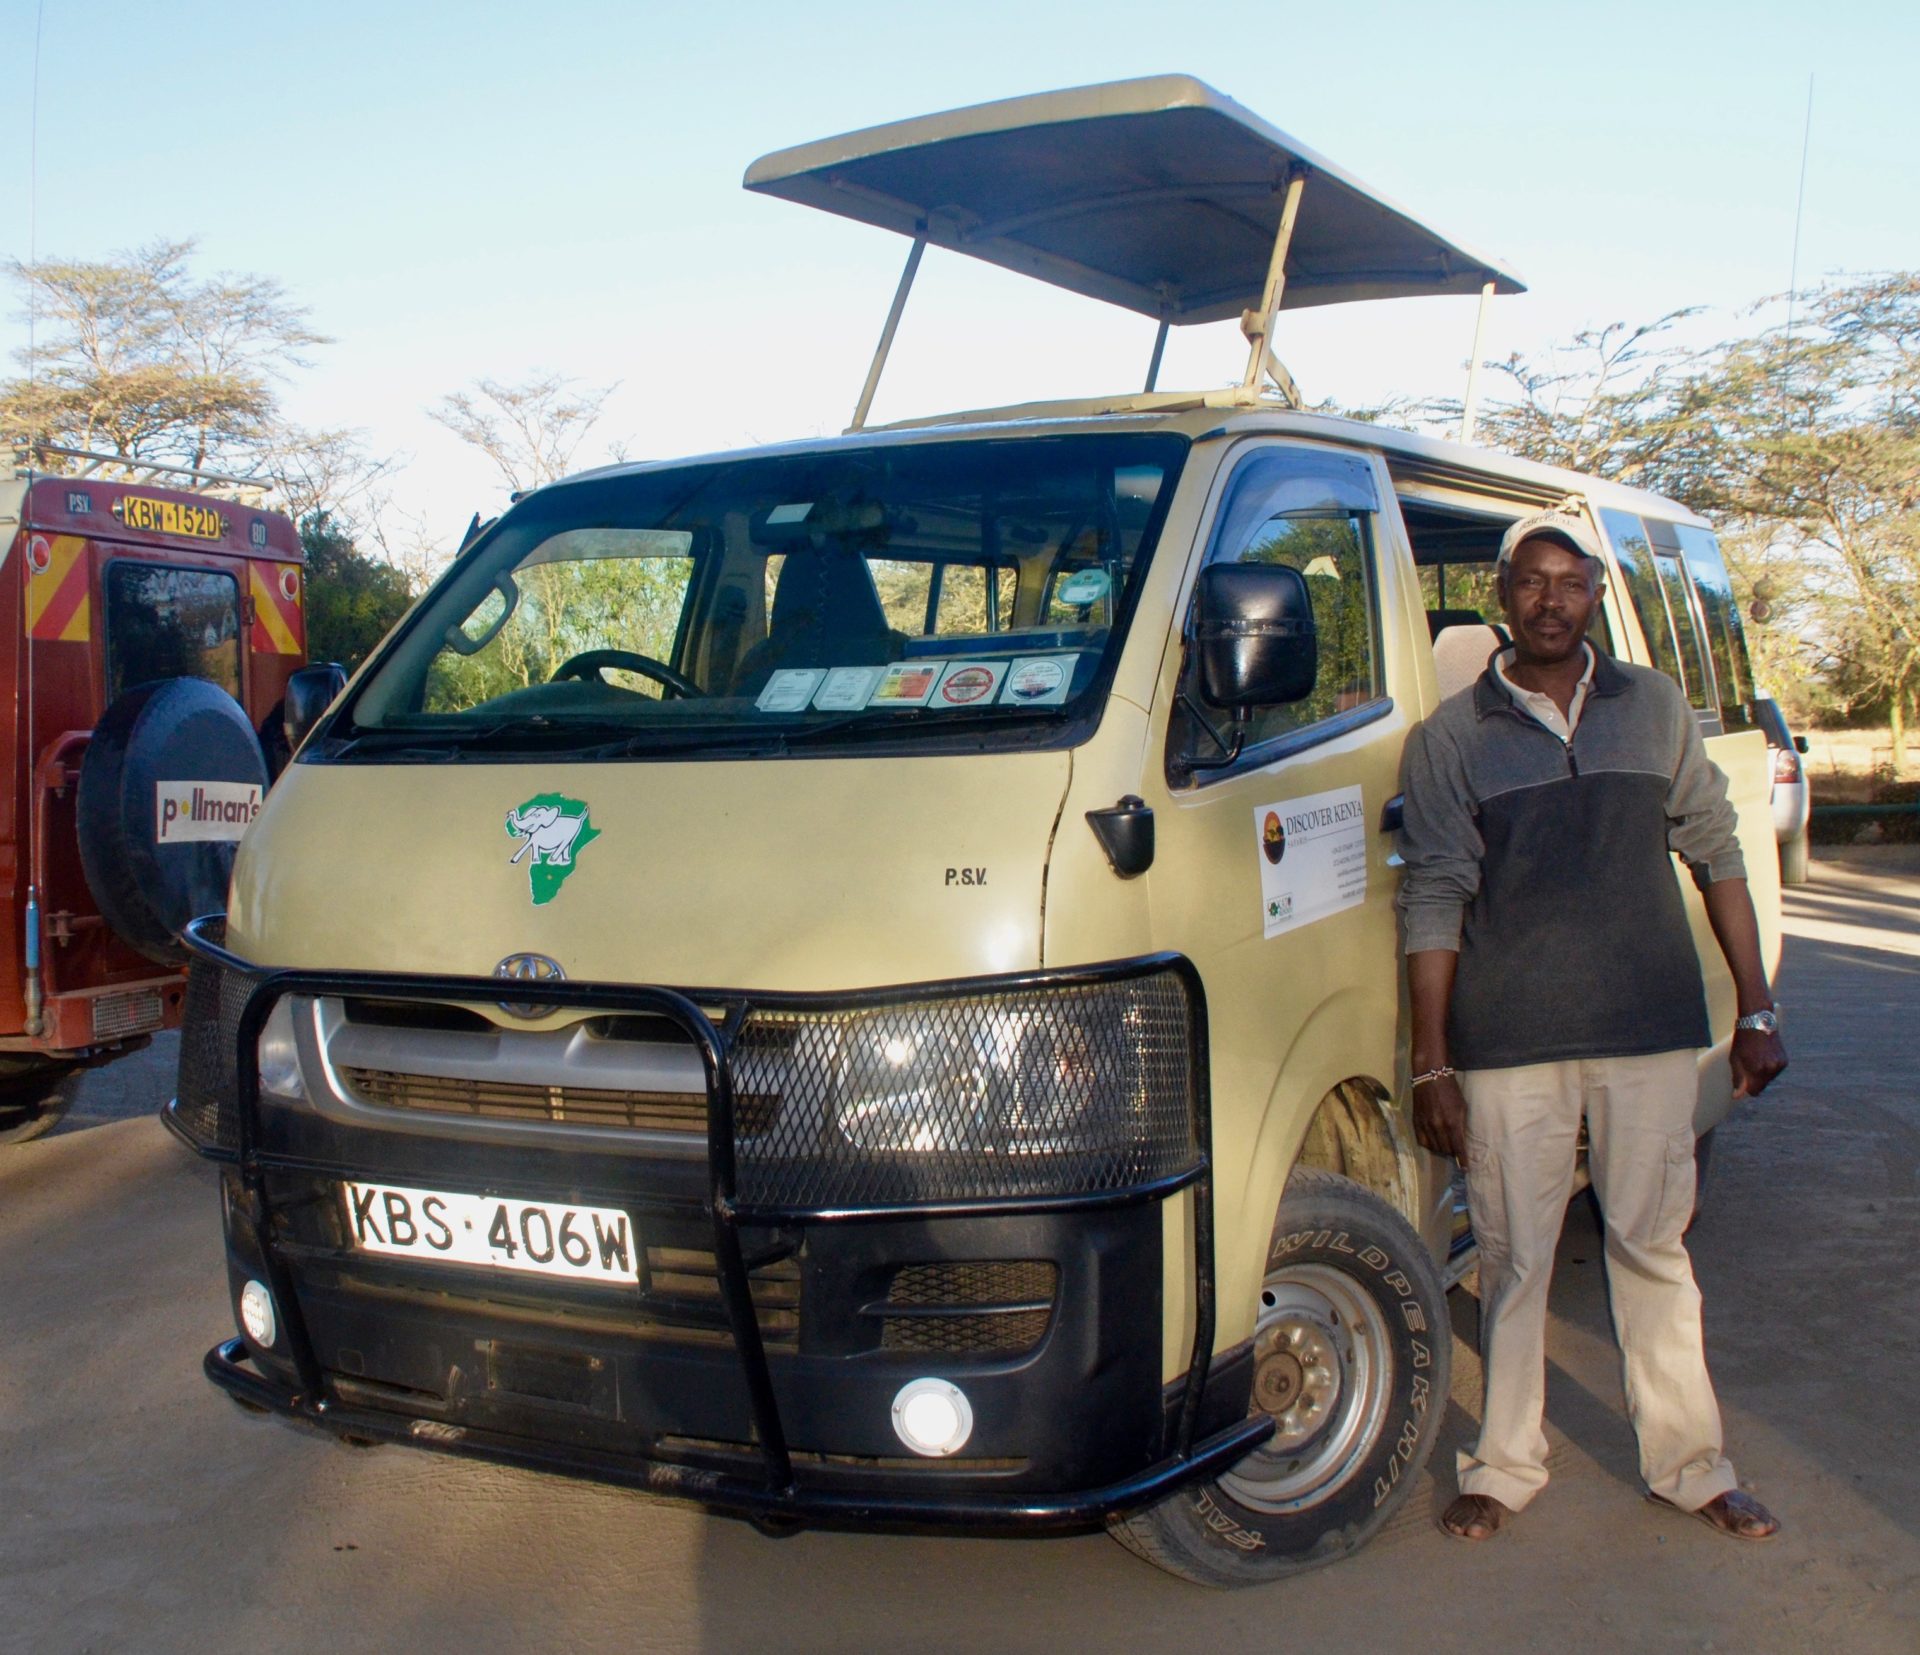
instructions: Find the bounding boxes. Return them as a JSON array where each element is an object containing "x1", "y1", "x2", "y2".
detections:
[
  {"x1": 1251, "y1": 1317, "x2": 1341, "y2": 1448},
  {"x1": 1218, "y1": 1261, "x2": 1396, "y2": 1515}
]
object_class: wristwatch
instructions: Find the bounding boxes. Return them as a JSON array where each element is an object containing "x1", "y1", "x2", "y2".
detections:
[{"x1": 1734, "y1": 1007, "x2": 1780, "y2": 1034}]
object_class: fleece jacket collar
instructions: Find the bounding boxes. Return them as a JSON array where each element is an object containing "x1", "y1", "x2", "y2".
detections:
[{"x1": 1471, "y1": 643, "x2": 1631, "y2": 724}]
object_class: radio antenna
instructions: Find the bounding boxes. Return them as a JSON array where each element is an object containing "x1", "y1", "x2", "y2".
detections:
[
  {"x1": 1781, "y1": 74, "x2": 1814, "y2": 416},
  {"x1": 21, "y1": 0, "x2": 48, "y2": 1036}
]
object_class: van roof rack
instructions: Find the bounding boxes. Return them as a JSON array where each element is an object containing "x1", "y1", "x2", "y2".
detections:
[
  {"x1": 12, "y1": 439, "x2": 276, "y2": 504},
  {"x1": 746, "y1": 74, "x2": 1525, "y2": 429}
]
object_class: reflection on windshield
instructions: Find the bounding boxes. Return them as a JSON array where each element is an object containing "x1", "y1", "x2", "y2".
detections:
[{"x1": 343, "y1": 436, "x2": 1185, "y2": 757}]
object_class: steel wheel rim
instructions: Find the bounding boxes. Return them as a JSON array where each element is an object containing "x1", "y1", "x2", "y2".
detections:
[{"x1": 1218, "y1": 1260, "x2": 1396, "y2": 1514}]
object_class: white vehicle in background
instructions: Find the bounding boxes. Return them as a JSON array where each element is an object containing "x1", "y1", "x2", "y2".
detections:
[{"x1": 1754, "y1": 697, "x2": 1811, "y2": 883}]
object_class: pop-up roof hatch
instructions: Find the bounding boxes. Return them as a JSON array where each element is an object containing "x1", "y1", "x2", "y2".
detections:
[{"x1": 746, "y1": 74, "x2": 1525, "y2": 429}]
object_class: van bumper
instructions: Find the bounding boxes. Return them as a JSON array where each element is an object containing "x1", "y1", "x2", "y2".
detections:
[{"x1": 177, "y1": 919, "x2": 1264, "y2": 1531}]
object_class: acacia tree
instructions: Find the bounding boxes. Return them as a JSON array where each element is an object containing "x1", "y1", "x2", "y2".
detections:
[
  {"x1": 1694, "y1": 275, "x2": 1920, "y2": 758},
  {"x1": 428, "y1": 371, "x2": 618, "y2": 495},
  {"x1": 2, "y1": 237, "x2": 328, "y2": 472}
]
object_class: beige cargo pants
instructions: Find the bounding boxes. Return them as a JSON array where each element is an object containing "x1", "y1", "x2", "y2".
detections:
[{"x1": 1457, "y1": 1049, "x2": 1739, "y2": 1513}]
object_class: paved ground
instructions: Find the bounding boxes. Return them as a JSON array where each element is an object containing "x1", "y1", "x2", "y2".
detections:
[{"x1": 3, "y1": 851, "x2": 1916, "y2": 1654}]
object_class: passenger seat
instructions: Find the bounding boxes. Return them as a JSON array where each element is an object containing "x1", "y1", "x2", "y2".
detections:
[{"x1": 1432, "y1": 622, "x2": 1508, "y2": 703}]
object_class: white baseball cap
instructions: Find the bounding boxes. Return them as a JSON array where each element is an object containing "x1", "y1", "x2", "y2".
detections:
[{"x1": 1497, "y1": 506, "x2": 1604, "y2": 568}]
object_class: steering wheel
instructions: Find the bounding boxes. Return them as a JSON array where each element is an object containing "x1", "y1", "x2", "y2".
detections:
[{"x1": 550, "y1": 649, "x2": 704, "y2": 700}]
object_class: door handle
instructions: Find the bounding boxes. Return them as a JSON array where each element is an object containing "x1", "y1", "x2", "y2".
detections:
[{"x1": 1380, "y1": 793, "x2": 1405, "y2": 869}]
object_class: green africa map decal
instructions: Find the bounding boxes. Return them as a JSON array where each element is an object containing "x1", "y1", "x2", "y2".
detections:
[{"x1": 505, "y1": 793, "x2": 600, "y2": 905}]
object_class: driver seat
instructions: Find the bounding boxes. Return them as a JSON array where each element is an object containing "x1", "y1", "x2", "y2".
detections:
[{"x1": 731, "y1": 548, "x2": 902, "y2": 695}]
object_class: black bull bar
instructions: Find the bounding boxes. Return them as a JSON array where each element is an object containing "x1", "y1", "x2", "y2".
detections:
[{"x1": 173, "y1": 916, "x2": 1272, "y2": 1532}]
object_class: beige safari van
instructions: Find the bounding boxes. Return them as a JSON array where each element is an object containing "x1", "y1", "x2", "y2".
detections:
[{"x1": 165, "y1": 77, "x2": 1779, "y2": 1585}]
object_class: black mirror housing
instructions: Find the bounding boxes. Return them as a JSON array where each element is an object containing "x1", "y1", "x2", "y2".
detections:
[
  {"x1": 284, "y1": 663, "x2": 348, "y2": 754},
  {"x1": 1194, "y1": 563, "x2": 1317, "y2": 717}
]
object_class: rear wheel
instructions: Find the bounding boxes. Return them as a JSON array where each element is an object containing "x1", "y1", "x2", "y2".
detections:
[
  {"x1": 0, "y1": 1062, "x2": 82, "y2": 1145},
  {"x1": 1111, "y1": 1170, "x2": 1449, "y2": 1585}
]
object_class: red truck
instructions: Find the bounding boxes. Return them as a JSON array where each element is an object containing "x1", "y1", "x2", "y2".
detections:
[{"x1": 0, "y1": 446, "x2": 307, "y2": 1141}]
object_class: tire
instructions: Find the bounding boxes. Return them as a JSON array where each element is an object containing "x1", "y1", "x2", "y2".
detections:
[
  {"x1": 1111, "y1": 1169, "x2": 1450, "y2": 1586},
  {"x1": 0, "y1": 1062, "x2": 82, "y2": 1146},
  {"x1": 1778, "y1": 832, "x2": 1809, "y2": 886}
]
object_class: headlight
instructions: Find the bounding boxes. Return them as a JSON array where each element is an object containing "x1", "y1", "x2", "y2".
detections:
[
  {"x1": 835, "y1": 1007, "x2": 1110, "y2": 1156},
  {"x1": 732, "y1": 963, "x2": 1202, "y2": 1209},
  {"x1": 256, "y1": 997, "x2": 303, "y2": 1099}
]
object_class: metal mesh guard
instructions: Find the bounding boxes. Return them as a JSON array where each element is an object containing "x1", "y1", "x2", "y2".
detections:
[
  {"x1": 175, "y1": 919, "x2": 248, "y2": 1155},
  {"x1": 731, "y1": 968, "x2": 1200, "y2": 1211}
]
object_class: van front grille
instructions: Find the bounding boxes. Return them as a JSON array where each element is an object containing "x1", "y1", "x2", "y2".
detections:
[
  {"x1": 645, "y1": 1245, "x2": 802, "y2": 1349},
  {"x1": 338, "y1": 1065, "x2": 777, "y2": 1136},
  {"x1": 875, "y1": 1259, "x2": 1057, "y2": 1356}
]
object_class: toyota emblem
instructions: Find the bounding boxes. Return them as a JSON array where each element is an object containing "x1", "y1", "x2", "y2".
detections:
[{"x1": 494, "y1": 952, "x2": 565, "y2": 1019}]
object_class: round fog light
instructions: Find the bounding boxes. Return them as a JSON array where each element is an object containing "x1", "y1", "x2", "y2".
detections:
[
  {"x1": 890, "y1": 1377, "x2": 973, "y2": 1457},
  {"x1": 239, "y1": 1278, "x2": 277, "y2": 1348}
]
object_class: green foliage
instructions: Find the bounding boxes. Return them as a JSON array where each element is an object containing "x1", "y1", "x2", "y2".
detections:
[
  {"x1": 424, "y1": 544, "x2": 694, "y2": 712},
  {"x1": 302, "y1": 511, "x2": 413, "y2": 672}
]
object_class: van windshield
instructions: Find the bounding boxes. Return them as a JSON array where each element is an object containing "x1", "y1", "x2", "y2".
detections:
[{"x1": 337, "y1": 435, "x2": 1186, "y2": 759}]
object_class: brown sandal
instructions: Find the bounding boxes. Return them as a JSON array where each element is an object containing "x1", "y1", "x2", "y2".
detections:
[
  {"x1": 1650, "y1": 1489, "x2": 1780, "y2": 1541},
  {"x1": 1440, "y1": 1493, "x2": 1510, "y2": 1541}
]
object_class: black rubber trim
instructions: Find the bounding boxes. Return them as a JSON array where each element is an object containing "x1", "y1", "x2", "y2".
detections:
[{"x1": 205, "y1": 1338, "x2": 1272, "y2": 1533}]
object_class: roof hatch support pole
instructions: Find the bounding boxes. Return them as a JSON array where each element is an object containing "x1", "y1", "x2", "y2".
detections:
[
  {"x1": 848, "y1": 234, "x2": 926, "y2": 432},
  {"x1": 1143, "y1": 317, "x2": 1170, "y2": 393},
  {"x1": 1236, "y1": 169, "x2": 1308, "y2": 400},
  {"x1": 1457, "y1": 279, "x2": 1496, "y2": 443}
]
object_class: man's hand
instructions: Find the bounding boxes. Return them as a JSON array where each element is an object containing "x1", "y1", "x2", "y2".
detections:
[
  {"x1": 1413, "y1": 1071, "x2": 1471, "y2": 1161},
  {"x1": 1732, "y1": 1027, "x2": 1787, "y2": 1098}
]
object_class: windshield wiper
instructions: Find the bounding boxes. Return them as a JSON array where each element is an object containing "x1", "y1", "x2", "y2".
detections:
[{"x1": 333, "y1": 715, "x2": 640, "y2": 758}]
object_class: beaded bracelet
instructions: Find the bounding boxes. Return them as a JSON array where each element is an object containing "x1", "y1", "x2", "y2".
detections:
[{"x1": 1410, "y1": 1065, "x2": 1457, "y2": 1089}]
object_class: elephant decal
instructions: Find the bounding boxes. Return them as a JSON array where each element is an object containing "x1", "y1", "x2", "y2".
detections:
[{"x1": 505, "y1": 793, "x2": 600, "y2": 904}]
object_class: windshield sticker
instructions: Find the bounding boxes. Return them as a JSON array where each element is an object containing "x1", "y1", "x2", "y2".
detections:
[
  {"x1": 755, "y1": 668, "x2": 825, "y2": 713},
  {"x1": 506, "y1": 793, "x2": 600, "y2": 906},
  {"x1": 765, "y1": 501, "x2": 813, "y2": 526},
  {"x1": 1056, "y1": 569, "x2": 1110, "y2": 606},
  {"x1": 933, "y1": 660, "x2": 1007, "y2": 708},
  {"x1": 1254, "y1": 785, "x2": 1367, "y2": 939},
  {"x1": 1000, "y1": 654, "x2": 1079, "y2": 706},
  {"x1": 868, "y1": 661, "x2": 943, "y2": 707},
  {"x1": 812, "y1": 665, "x2": 884, "y2": 710}
]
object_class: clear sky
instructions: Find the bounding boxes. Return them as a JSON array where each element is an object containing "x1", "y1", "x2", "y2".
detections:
[{"x1": 2, "y1": 0, "x2": 1915, "y2": 549}]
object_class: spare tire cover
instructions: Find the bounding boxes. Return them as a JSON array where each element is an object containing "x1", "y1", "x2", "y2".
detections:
[{"x1": 77, "y1": 678, "x2": 269, "y2": 964}]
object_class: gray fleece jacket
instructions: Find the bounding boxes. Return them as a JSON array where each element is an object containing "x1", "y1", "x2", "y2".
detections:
[{"x1": 1397, "y1": 648, "x2": 1745, "y2": 1070}]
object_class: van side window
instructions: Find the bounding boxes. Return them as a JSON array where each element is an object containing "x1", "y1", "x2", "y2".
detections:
[
  {"x1": 1598, "y1": 509, "x2": 1684, "y2": 687},
  {"x1": 104, "y1": 563, "x2": 242, "y2": 702},
  {"x1": 1669, "y1": 524, "x2": 1752, "y2": 728},
  {"x1": 1644, "y1": 520, "x2": 1716, "y2": 715},
  {"x1": 1174, "y1": 448, "x2": 1383, "y2": 771}
]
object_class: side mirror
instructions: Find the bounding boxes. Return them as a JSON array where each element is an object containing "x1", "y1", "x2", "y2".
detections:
[
  {"x1": 1194, "y1": 563, "x2": 1317, "y2": 718},
  {"x1": 1793, "y1": 735, "x2": 1809, "y2": 755},
  {"x1": 284, "y1": 663, "x2": 348, "y2": 753}
]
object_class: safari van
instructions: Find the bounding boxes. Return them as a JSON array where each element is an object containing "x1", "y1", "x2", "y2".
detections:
[{"x1": 163, "y1": 78, "x2": 1779, "y2": 1585}]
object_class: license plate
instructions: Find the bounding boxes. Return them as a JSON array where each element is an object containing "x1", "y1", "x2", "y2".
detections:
[{"x1": 342, "y1": 1181, "x2": 638, "y2": 1284}]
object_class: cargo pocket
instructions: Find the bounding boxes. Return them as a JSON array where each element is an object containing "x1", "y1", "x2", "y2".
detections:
[
  {"x1": 1653, "y1": 1127, "x2": 1698, "y2": 1242},
  {"x1": 1462, "y1": 1129, "x2": 1509, "y2": 1266}
]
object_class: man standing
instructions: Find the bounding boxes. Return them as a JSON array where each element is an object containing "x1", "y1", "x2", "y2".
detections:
[{"x1": 1398, "y1": 506, "x2": 1787, "y2": 1543}]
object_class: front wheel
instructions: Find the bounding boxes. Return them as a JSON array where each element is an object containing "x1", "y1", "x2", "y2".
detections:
[{"x1": 1112, "y1": 1169, "x2": 1449, "y2": 1586}]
